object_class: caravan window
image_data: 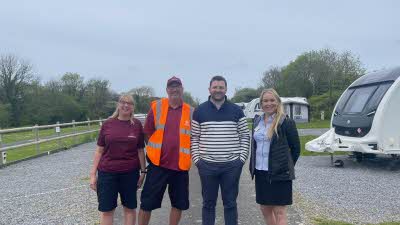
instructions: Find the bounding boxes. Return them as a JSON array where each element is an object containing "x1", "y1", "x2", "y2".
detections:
[
  {"x1": 284, "y1": 105, "x2": 290, "y2": 114},
  {"x1": 255, "y1": 103, "x2": 262, "y2": 112},
  {"x1": 364, "y1": 82, "x2": 392, "y2": 113},
  {"x1": 343, "y1": 85, "x2": 377, "y2": 113},
  {"x1": 336, "y1": 89, "x2": 355, "y2": 112},
  {"x1": 294, "y1": 105, "x2": 301, "y2": 115}
]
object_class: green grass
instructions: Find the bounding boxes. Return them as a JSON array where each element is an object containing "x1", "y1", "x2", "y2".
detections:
[
  {"x1": 5, "y1": 131, "x2": 98, "y2": 163},
  {"x1": 81, "y1": 176, "x2": 90, "y2": 181},
  {"x1": 296, "y1": 120, "x2": 330, "y2": 129},
  {"x1": 1, "y1": 124, "x2": 100, "y2": 144},
  {"x1": 313, "y1": 218, "x2": 400, "y2": 225},
  {"x1": 313, "y1": 218, "x2": 353, "y2": 225},
  {"x1": 248, "y1": 119, "x2": 330, "y2": 130}
]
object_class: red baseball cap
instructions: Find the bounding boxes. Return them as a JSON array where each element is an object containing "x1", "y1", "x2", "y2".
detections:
[{"x1": 167, "y1": 76, "x2": 182, "y2": 86}]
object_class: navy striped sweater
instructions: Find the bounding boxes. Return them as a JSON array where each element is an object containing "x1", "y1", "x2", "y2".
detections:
[{"x1": 191, "y1": 99, "x2": 250, "y2": 164}]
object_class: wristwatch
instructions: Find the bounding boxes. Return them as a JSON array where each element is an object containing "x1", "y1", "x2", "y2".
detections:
[{"x1": 140, "y1": 169, "x2": 147, "y2": 174}]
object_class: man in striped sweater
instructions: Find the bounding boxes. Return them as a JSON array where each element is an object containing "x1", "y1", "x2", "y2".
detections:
[{"x1": 191, "y1": 76, "x2": 250, "y2": 225}]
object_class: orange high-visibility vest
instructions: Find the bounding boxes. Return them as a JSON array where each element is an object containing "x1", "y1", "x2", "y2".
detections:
[{"x1": 146, "y1": 98, "x2": 193, "y2": 171}]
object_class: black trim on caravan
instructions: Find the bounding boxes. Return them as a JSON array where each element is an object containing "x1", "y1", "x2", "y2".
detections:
[{"x1": 332, "y1": 67, "x2": 400, "y2": 137}]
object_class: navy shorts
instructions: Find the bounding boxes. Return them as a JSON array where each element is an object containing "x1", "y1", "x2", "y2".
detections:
[
  {"x1": 96, "y1": 169, "x2": 139, "y2": 212},
  {"x1": 140, "y1": 164, "x2": 189, "y2": 211}
]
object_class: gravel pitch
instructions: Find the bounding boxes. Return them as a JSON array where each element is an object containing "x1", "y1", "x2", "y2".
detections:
[
  {"x1": 294, "y1": 155, "x2": 400, "y2": 224},
  {"x1": 0, "y1": 143, "x2": 99, "y2": 225},
  {"x1": 1, "y1": 141, "x2": 400, "y2": 225}
]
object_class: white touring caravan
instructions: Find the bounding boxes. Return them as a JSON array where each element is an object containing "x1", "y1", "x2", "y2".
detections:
[
  {"x1": 244, "y1": 97, "x2": 309, "y2": 123},
  {"x1": 234, "y1": 102, "x2": 247, "y2": 110},
  {"x1": 306, "y1": 67, "x2": 400, "y2": 165}
]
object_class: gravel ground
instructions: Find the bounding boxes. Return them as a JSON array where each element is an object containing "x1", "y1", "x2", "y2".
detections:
[
  {"x1": 294, "y1": 155, "x2": 400, "y2": 224},
  {"x1": 0, "y1": 142, "x2": 303, "y2": 225},
  {"x1": 0, "y1": 142, "x2": 99, "y2": 225},
  {"x1": 2, "y1": 140, "x2": 400, "y2": 225}
]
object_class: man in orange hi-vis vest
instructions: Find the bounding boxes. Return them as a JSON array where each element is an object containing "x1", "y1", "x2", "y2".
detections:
[{"x1": 139, "y1": 76, "x2": 194, "y2": 225}]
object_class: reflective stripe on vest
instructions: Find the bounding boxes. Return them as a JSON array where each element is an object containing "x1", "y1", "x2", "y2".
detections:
[
  {"x1": 146, "y1": 98, "x2": 193, "y2": 170},
  {"x1": 180, "y1": 147, "x2": 190, "y2": 154},
  {"x1": 147, "y1": 142, "x2": 162, "y2": 149},
  {"x1": 180, "y1": 128, "x2": 191, "y2": 135}
]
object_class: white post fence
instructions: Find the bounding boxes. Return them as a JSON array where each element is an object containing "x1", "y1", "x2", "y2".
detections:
[
  {"x1": 0, "y1": 114, "x2": 147, "y2": 166},
  {"x1": 34, "y1": 124, "x2": 39, "y2": 154},
  {"x1": 0, "y1": 119, "x2": 106, "y2": 166}
]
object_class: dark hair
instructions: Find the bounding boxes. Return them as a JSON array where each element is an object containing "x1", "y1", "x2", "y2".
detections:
[{"x1": 209, "y1": 75, "x2": 227, "y2": 87}]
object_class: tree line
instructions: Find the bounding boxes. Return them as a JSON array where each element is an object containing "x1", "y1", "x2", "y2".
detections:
[
  {"x1": 0, "y1": 54, "x2": 198, "y2": 128},
  {"x1": 231, "y1": 48, "x2": 366, "y2": 119},
  {"x1": 0, "y1": 55, "x2": 117, "y2": 127},
  {"x1": 1, "y1": 48, "x2": 365, "y2": 127}
]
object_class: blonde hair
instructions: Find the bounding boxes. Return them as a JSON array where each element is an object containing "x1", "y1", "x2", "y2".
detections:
[
  {"x1": 259, "y1": 88, "x2": 285, "y2": 139},
  {"x1": 110, "y1": 95, "x2": 135, "y2": 121}
]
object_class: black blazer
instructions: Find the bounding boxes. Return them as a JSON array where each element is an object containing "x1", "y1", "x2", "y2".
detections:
[{"x1": 249, "y1": 114, "x2": 300, "y2": 181}]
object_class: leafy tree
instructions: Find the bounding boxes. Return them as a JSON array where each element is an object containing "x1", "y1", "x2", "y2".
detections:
[
  {"x1": 183, "y1": 91, "x2": 199, "y2": 107},
  {"x1": 60, "y1": 72, "x2": 85, "y2": 101},
  {"x1": 0, "y1": 103, "x2": 11, "y2": 127},
  {"x1": 128, "y1": 86, "x2": 155, "y2": 113},
  {"x1": 83, "y1": 78, "x2": 113, "y2": 119},
  {"x1": 280, "y1": 55, "x2": 314, "y2": 98},
  {"x1": 260, "y1": 66, "x2": 284, "y2": 92},
  {"x1": 231, "y1": 87, "x2": 259, "y2": 103},
  {"x1": 129, "y1": 86, "x2": 155, "y2": 97},
  {"x1": 0, "y1": 54, "x2": 36, "y2": 126},
  {"x1": 260, "y1": 48, "x2": 365, "y2": 119},
  {"x1": 21, "y1": 82, "x2": 86, "y2": 124}
]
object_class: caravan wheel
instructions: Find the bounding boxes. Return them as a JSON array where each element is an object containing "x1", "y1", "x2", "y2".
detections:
[
  {"x1": 391, "y1": 154, "x2": 400, "y2": 160},
  {"x1": 334, "y1": 160, "x2": 344, "y2": 167}
]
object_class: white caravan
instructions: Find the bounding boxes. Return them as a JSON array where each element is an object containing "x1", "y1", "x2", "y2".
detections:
[
  {"x1": 234, "y1": 102, "x2": 248, "y2": 110},
  {"x1": 244, "y1": 97, "x2": 309, "y2": 123},
  {"x1": 306, "y1": 67, "x2": 400, "y2": 161}
]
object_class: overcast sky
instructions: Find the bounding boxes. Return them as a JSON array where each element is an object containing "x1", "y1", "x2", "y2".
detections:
[{"x1": 1, "y1": 0, "x2": 399, "y2": 101}]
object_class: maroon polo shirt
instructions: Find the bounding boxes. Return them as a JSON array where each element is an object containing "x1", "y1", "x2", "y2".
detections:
[
  {"x1": 144, "y1": 105, "x2": 182, "y2": 171},
  {"x1": 97, "y1": 118, "x2": 145, "y2": 173}
]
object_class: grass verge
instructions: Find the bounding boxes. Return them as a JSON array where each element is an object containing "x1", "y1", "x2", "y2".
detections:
[
  {"x1": 296, "y1": 120, "x2": 330, "y2": 129},
  {"x1": 313, "y1": 218, "x2": 400, "y2": 225},
  {"x1": 1, "y1": 124, "x2": 100, "y2": 144},
  {"x1": 248, "y1": 119, "x2": 330, "y2": 130},
  {"x1": 5, "y1": 131, "x2": 98, "y2": 163}
]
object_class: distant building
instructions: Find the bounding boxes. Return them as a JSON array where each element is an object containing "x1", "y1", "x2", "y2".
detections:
[{"x1": 244, "y1": 97, "x2": 309, "y2": 123}]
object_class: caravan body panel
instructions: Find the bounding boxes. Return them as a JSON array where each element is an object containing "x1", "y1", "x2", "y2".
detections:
[
  {"x1": 244, "y1": 97, "x2": 309, "y2": 123},
  {"x1": 377, "y1": 77, "x2": 400, "y2": 153},
  {"x1": 307, "y1": 67, "x2": 400, "y2": 154}
]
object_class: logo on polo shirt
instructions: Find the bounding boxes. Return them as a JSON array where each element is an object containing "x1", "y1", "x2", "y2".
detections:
[{"x1": 184, "y1": 120, "x2": 190, "y2": 127}]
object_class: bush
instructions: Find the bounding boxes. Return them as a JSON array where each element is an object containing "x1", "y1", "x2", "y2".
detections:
[
  {"x1": 0, "y1": 104, "x2": 12, "y2": 128},
  {"x1": 308, "y1": 90, "x2": 343, "y2": 120}
]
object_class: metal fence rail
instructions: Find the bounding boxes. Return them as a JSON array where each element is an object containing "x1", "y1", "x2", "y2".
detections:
[{"x1": 0, "y1": 114, "x2": 147, "y2": 166}]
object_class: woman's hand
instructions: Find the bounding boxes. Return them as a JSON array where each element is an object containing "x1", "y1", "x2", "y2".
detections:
[
  {"x1": 89, "y1": 174, "x2": 97, "y2": 191},
  {"x1": 137, "y1": 173, "x2": 146, "y2": 189}
]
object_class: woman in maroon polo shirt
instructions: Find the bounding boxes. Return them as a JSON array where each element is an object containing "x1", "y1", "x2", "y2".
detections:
[{"x1": 89, "y1": 95, "x2": 146, "y2": 225}]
